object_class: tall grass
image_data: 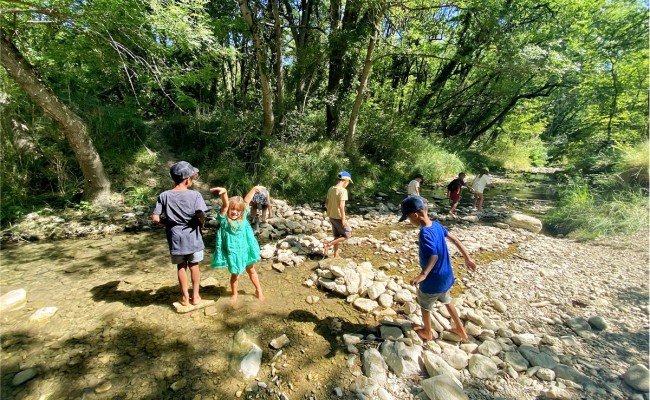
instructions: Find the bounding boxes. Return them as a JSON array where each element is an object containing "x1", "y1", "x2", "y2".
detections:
[
  {"x1": 544, "y1": 177, "x2": 649, "y2": 240},
  {"x1": 616, "y1": 140, "x2": 649, "y2": 188}
]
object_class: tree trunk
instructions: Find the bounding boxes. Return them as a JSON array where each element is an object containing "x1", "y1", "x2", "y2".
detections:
[
  {"x1": 272, "y1": 0, "x2": 285, "y2": 126},
  {"x1": 0, "y1": 29, "x2": 112, "y2": 203},
  {"x1": 238, "y1": 0, "x2": 275, "y2": 140},
  {"x1": 344, "y1": 7, "x2": 383, "y2": 154}
]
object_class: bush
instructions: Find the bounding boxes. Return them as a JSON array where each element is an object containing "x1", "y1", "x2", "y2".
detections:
[
  {"x1": 544, "y1": 177, "x2": 649, "y2": 240},
  {"x1": 616, "y1": 140, "x2": 649, "y2": 188}
]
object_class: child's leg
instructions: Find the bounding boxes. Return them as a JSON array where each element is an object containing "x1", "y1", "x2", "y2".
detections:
[
  {"x1": 176, "y1": 262, "x2": 190, "y2": 305},
  {"x1": 246, "y1": 265, "x2": 265, "y2": 300},
  {"x1": 188, "y1": 262, "x2": 201, "y2": 304},
  {"x1": 449, "y1": 201, "x2": 459, "y2": 215},
  {"x1": 261, "y1": 206, "x2": 268, "y2": 223},
  {"x1": 328, "y1": 237, "x2": 346, "y2": 257},
  {"x1": 445, "y1": 302, "x2": 469, "y2": 340},
  {"x1": 230, "y1": 273, "x2": 240, "y2": 304},
  {"x1": 472, "y1": 193, "x2": 478, "y2": 209},
  {"x1": 414, "y1": 309, "x2": 433, "y2": 340},
  {"x1": 477, "y1": 193, "x2": 484, "y2": 211}
]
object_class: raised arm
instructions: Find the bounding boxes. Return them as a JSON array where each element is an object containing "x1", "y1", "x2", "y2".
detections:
[
  {"x1": 210, "y1": 187, "x2": 229, "y2": 215},
  {"x1": 447, "y1": 232, "x2": 476, "y2": 271},
  {"x1": 244, "y1": 185, "x2": 261, "y2": 206}
]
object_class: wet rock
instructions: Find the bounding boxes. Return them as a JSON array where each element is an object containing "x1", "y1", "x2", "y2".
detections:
[
  {"x1": 1, "y1": 289, "x2": 27, "y2": 312},
  {"x1": 270, "y1": 334, "x2": 290, "y2": 350},
  {"x1": 623, "y1": 364, "x2": 650, "y2": 392},
  {"x1": 421, "y1": 374, "x2": 468, "y2": 400},
  {"x1": 29, "y1": 306, "x2": 58, "y2": 321},
  {"x1": 232, "y1": 330, "x2": 262, "y2": 379},
  {"x1": 12, "y1": 368, "x2": 37, "y2": 386}
]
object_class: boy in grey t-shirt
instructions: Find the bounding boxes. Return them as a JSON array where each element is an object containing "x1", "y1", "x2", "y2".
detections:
[{"x1": 152, "y1": 161, "x2": 208, "y2": 306}]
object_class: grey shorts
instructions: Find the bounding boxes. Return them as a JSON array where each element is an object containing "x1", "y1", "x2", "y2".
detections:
[
  {"x1": 330, "y1": 218, "x2": 352, "y2": 239},
  {"x1": 417, "y1": 288, "x2": 451, "y2": 311},
  {"x1": 171, "y1": 250, "x2": 204, "y2": 265}
]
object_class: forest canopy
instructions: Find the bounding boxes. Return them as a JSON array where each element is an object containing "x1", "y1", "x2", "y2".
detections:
[{"x1": 1, "y1": 0, "x2": 648, "y2": 220}]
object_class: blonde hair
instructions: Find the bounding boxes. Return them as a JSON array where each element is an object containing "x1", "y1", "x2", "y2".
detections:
[{"x1": 227, "y1": 196, "x2": 246, "y2": 230}]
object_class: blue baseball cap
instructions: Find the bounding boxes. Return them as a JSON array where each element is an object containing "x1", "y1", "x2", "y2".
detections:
[
  {"x1": 338, "y1": 171, "x2": 353, "y2": 183},
  {"x1": 399, "y1": 196, "x2": 427, "y2": 222},
  {"x1": 170, "y1": 161, "x2": 199, "y2": 181}
]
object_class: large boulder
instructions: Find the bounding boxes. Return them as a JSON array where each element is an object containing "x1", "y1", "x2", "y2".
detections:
[
  {"x1": 421, "y1": 374, "x2": 468, "y2": 400},
  {"x1": 504, "y1": 213, "x2": 542, "y2": 233}
]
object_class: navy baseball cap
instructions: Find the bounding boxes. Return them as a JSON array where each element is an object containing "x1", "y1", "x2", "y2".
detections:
[
  {"x1": 399, "y1": 196, "x2": 427, "y2": 222},
  {"x1": 170, "y1": 161, "x2": 199, "y2": 181},
  {"x1": 415, "y1": 174, "x2": 424, "y2": 182},
  {"x1": 338, "y1": 171, "x2": 353, "y2": 183}
]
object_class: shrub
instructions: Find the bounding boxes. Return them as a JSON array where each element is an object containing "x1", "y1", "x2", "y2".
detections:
[
  {"x1": 544, "y1": 177, "x2": 649, "y2": 240},
  {"x1": 616, "y1": 140, "x2": 648, "y2": 188}
]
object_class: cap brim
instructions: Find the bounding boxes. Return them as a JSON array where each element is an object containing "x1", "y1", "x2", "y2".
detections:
[{"x1": 398, "y1": 214, "x2": 408, "y2": 222}]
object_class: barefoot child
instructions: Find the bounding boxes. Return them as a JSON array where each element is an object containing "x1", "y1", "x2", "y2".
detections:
[
  {"x1": 210, "y1": 185, "x2": 265, "y2": 304},
  {"x1": 152, "y1": 161, "x2": 208, "y2": 306},
  {"x1": 399, "y1": 196, "x2": 476, "y2": 341}
]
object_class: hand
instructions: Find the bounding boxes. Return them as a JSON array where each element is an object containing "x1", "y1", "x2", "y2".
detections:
[
  {"x1": 465, "y1": 257, "x2": 477, "y2": 272},
  {"x1": 341, "y1": 218, "x2": 347, "y2": 227},
  {"x1": 210, "y1": 186, "x2": 226, "y2": 195},
  {"x1": 411, "y1": 273, "x2": 427, "y2": 286}
]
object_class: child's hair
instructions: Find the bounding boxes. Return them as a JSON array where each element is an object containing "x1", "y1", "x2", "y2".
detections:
[
  {"x1": 227, "y1": 196, "x2": 246, "y2": 229},
  {"x1": 459, "y1": 172, "x2": 466, "y2": 178}
]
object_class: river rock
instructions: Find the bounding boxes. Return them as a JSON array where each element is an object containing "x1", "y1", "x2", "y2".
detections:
[
  {"x1": 1, "y1": 289, "x2": 27, "y2": 312},
  {"x1": 380, "y1": 340, "x2": 422, "y2": 377},
  {"x1": 232, "y1": 329, "x2": 262, "y2": 379},
  {"x1": 468, "y1": 354, "x2": 498, "y2": 379},
  {"x1": 504, "y1": 351, "x2": 530, "y2": 372},
  {"x1": 362, "y1": 348, "x2": 388, "y2": 384},
  {"x1": 478, "y1": 339, "x2": 502, "y2": 357},
  {"x1": 380, "y1": 326, "x2": 404, "y2": 340},
  {"x1": 587, "y1": 315, "x2": 608, "y2": 331},
  {"x1": 353, "y1": 298, "x2": 378, "y2": 313},
  {"x1": 394, "y1": 289, "x2": 413, "y2": 303},
  {"x1": 553, "y1": 364, "x2": 595, "y2": 387},
  {"x1": 541, "y1": 386, "x2": 573, "y2": 399},
  {"x1": 442, "y1": 347, "x2": 469, "y2": 370},
  {"x1": 565, "y1": 317, "x2": 596, "y2": 339},
  {"x1": 518, "y1": 344, "x2": 558, "y2": 369},
  {"x1": 423, "y1": 351, "x2": 462, "y2": 386},
  {"x1": 623, "y1": 364, "x2": 650, "y2": 392},
  {"x1": 12, "y1": 368, "x2": 37, "y2": 386},
  {"x1": 505, "y1": 213, "x2": 542, "y2": 233},
  {"x1": 367, "y1": 282, "x2": 386, "y2": 300},
  {"x1": 29, "y1": 306, "x2": 58, "y2": 322},
  {"x1": 378, "y1": 293, "x2": 394, "y2": 308},
  {"x1": 270, "y1": 334, "x2": 290, "y2": 349},
  {"x1": 536, "y1": 367, "x2": 556, "y2": 381},
  {"x1": 421, "y1": 374, "x2": 468, "y2": 400}
]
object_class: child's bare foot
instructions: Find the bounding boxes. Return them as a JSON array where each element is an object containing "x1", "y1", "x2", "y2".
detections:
[
  {"x1": 333, "y1": 250, "x2": 340, "y2": 257},
  {"x1": 191, "y1": 296, "x2": 202, "y2": 305},
  {"x1": 413, "y1": 326, "x2": 433, "y2": 341},
  {"x1": 323, "y1": 243, "x2": 330, "y2": 257},
  {"x1": 256, "y1": 291, "x2": 266, "y2": 301},
  {"x1": 229, "y1": 294, "x2": 238, "y2": 306},
  {"x1": 449, "y1": 327, "x2": 469, "y2": 341},
  {"x1": 179, "y1": 297, "x2": 190, "y2": 307}
]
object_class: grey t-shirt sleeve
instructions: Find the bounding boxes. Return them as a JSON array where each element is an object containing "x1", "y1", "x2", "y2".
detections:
[
  {"x1": 195, "y1": 193, "x2": 208, "y2": 213},
  {"x1": 153, "y1": 195, "x2": 163, "y2": 215}
]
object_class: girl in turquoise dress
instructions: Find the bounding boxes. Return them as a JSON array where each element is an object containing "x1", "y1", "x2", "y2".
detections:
[{"x1": 210, "y1": 185, "x2": 265, "y2": 304}]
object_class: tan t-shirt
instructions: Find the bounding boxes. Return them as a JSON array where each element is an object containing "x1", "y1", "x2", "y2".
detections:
[{"x1": 326, "y1": 186, "x2": 348, "y2": 219}]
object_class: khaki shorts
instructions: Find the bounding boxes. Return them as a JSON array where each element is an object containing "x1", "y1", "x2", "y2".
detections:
[
  {"x1": 329, "y1": 218, "x2": 352, "y2": 239},
  {"x1": 417, "y1": 288, "x2": 451, "y2": 311}
]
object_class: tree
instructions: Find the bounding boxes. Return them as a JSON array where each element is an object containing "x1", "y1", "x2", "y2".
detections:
[{"x1": 1, "y1": 29, "x2": 112, "y2": 203}]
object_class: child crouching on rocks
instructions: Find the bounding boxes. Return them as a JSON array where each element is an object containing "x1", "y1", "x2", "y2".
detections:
[{"x1": 399, "y1": 196, "x2": 477, "y2": 341}]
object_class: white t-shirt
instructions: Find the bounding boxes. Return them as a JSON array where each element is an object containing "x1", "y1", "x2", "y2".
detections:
[
  {"x1": 472, "y1": 174, "x2": 491, "y2": 193},
  {"x1": 407, "y1": 180, "x2": 420, "y2": 196}
]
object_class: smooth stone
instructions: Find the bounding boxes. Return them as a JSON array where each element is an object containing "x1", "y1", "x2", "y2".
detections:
[
  {"x1": 270, "y1": 334, "x2": 290, "y2": 350},
  {"x1": 12, "y1": 369, "x2": 37, "y2": 386},
  {"x1": 623, "y1": 364, "x2": 650, "y2": 392},
  {"x1": 587, "y1": 316, "x2": 608, "y2": 331},
  {"x1": 468, "y1": 354, "x2": 498, "y2": 379},
  {"x1": 380, "y1": 326, "x2": 404, "y2": 340},
  {"x1": 29, "y1": 306, "x2": 58, "y2": 321},
  {"x1": 421, "y1": 374, "x2": 468, "y2": 400},
  {"x1": 1, "y1": 289, "x2": 27, "y2": 312}
]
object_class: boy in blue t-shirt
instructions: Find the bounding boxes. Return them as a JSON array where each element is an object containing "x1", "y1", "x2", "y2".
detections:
[{"x1": 399, "y1": 196, "x2": 477, "y2": 341}]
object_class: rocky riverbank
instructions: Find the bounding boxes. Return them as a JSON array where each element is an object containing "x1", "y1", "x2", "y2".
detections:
[{"x1": 1, "y1": 184, "x2": 648, "y2": 400}]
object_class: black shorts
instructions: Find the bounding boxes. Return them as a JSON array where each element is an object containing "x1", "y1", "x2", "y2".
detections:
[{"x1": 330, "y1": 218, "x2": 352, "y2": 239}]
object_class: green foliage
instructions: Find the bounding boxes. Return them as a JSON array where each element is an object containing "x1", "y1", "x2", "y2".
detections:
[
  {"x1": 544, "y1": 177, "x2": 649, "y2": 240},
  {"x1": 615, "y1": 140, "x2": 649, "y2": 187}
]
